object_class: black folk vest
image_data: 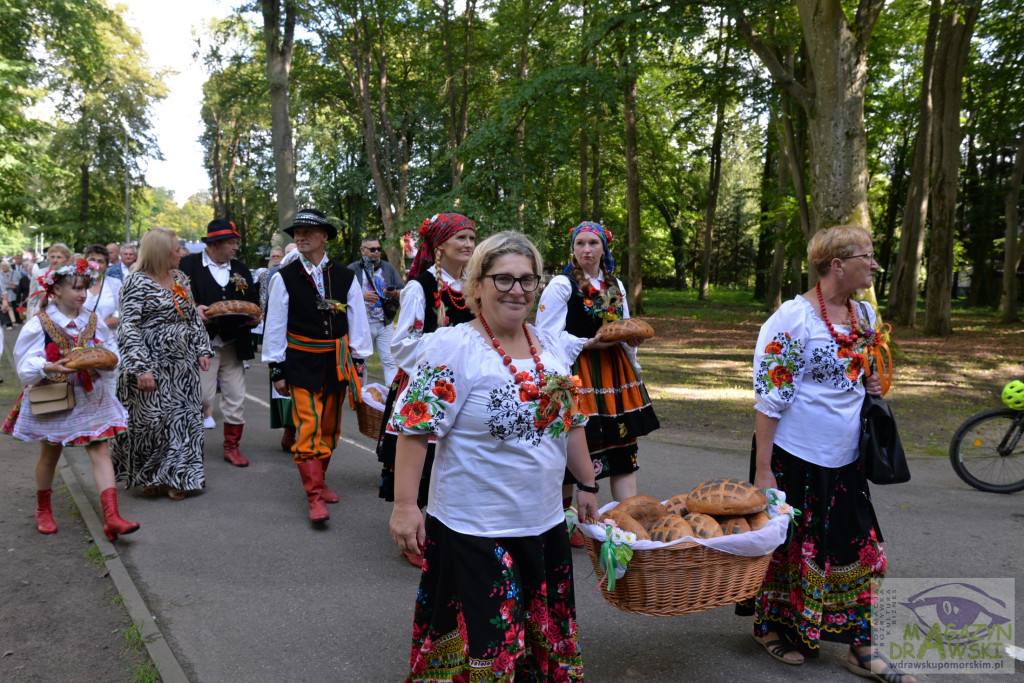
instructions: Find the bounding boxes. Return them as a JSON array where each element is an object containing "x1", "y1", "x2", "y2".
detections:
[
  {"x1": 178, "y1": 253, "x2": 257, "y2": 361},
  {"x1": 417, "y1": 272, "x2": 475, "y2": 334},
  {"x1": 279, "y1": 259, "x2": 355, "y2": 393}
]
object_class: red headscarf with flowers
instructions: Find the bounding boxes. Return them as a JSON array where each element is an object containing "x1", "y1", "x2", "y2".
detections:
[{"x1": 406, "y1": 213, "x2": 476, "y2": 279}]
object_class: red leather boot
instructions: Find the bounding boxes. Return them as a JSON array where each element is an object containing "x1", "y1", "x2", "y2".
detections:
[
  {"x1": 101, "y1": 488, "x2": 140, "y2": 541},
  {"x1": 280, "y1": 426, "x2": 297, "y2": 452},
  {"x1": 35, "y1": 489, "x2": 58, "y2": 534},
  {"x1": 223, "y1": 423, "x2": 250, "y2": 467},
  {"x1": 320, "y1": 456, "x2": 339, "y2": 504},
  {"x1": 297, "y1": 460, "x2": 329, "y2": 522}
]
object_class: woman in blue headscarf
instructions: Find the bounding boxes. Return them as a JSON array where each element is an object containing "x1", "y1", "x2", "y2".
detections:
[{"x1": 536, "y1": 222, "x2": 659, "y2": 545}]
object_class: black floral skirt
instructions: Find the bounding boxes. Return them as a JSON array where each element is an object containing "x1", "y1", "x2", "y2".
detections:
[
  {"x1": 738, "y1": 441, "x2": 885, "y2": 657},
  {"x1": 405, "y1": 516, "x2": 585, "y2": 682}
]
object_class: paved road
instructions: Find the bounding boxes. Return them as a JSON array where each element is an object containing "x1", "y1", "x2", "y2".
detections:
[{"x1": 34, "y1": 353, "x2": 1024, "y2": 681}]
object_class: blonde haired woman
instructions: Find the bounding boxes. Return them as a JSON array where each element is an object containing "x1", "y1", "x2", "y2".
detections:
[
  {"x1": 111, "y1": 228, "x2": 213, "y2": 499},
  {"x1": 390, "y1": 231, "x2": 598, "y2": 682}
]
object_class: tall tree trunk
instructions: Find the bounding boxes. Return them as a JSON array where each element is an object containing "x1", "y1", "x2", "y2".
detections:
[
  {"x1": 260, "y1": 0, "x2": 297, "y2": 238},
  {"x1": 80, "y1": 162, "x2": 90, "y2": 225},
  {"x1": 754, "y1": 112, "x2": 775, "y2": 302},
  {"x1": 1000, "y1": 132, "x2": 1024, "y2": 323},
  {"x1": 620, "y1": 45, "x2": 643, "y2": 314},
  {"x1": 887, "y1": 0, "x2": 940, "y2": 326},
  {"x1": 766, "y1": 124, "x2": 790, "y2": 312},
  {"x1": 453, "y1": 0, "x2": 475, "y2": 189},
  {"x1": 590, "y1": 105, "x2": 602, "y2": 221},
  {"x1": 878, "y1": 129, "x2": 910, "y2": 298},
  {"x1": 578, "y1": 0, "x2": 589, "y2": 222},
  {"x1": 699, "y1": 17, "x2": 731, "y2": 300},
  {"x1": 924, "y1": 0, "x2": 979, "y2": 336}
]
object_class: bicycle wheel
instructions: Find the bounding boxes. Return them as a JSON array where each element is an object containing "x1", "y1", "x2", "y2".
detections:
[{"x1": 950, "y1": 408, "x2": 1024, "y2": 493}]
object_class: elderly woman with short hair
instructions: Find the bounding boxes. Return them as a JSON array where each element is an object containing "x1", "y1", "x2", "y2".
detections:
[
  {"x1": 747, "y1": 225, "x2": 914, "y2": 683},
  {"x1": 389, "y1": 231, "x2": 598, "y2": 682}
]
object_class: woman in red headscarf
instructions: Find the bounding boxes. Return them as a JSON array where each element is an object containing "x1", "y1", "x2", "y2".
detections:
[
  {"x1": 376, "y1": 213, "x2": 476, "y2": 566},
  {"x1": 536, "y1": 221, "x2": 659, "y2": 545}
]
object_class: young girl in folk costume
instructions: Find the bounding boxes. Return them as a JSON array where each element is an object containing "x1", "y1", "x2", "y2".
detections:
[
  {"x1": 376, "y1": 212, "x2": 476, "y2": 567},
  {"x1": 2, "y1": 260, "x2": 139, "y2": 541},
  {"x1": 536, "y1": 221, "x2": 659, "y2": 545}
]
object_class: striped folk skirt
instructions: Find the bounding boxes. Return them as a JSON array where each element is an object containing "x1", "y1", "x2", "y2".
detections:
[{"x1": 565, "y1": 344, "x2": 659, "y2": 483}]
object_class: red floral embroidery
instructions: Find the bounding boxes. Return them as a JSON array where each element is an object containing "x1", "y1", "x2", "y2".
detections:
[
  {"x1": 768, "y1": 365, "x2": 793, "y2": 388},
  {"x1": 431, "y1": 380, "x2": 456, "y2": 403},
  {"x1": 400, "y1": 401, "x2": 432, "y2": 427}
]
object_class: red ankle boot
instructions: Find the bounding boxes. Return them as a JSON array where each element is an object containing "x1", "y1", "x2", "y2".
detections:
[
  {"x1": 101, "y1": 488, "x2": 140, "y2": 541},
  {"x1": 320, "y1": 456, "x2": 339, "y2": 504},
  {"x1": 223, "y1": 423, "x2": 250, "y2": 467},
  {"x1": 297, "y1": 460, "x2": 329, "y2": 522},
  {"x1": 35, "y1": 489, "x2": 57, "y2": 535},
  {"x1": 280, "y1": 426, "x2": 296, "y2": 452}
]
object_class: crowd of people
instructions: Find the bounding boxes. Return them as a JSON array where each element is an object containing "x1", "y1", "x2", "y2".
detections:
[{"x1": 1, "y1": 218, "x2": 912, "y2": 682}]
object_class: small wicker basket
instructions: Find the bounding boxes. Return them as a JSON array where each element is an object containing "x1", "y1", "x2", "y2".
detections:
[
  {"x1": 583, "y1": 535, "x2": 771, "y2": 617},
  {"x1": 356, "y1": 402, "x2": 383, "y2": 440}
]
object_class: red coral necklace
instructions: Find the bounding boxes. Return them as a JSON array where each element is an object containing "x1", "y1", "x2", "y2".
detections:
[
  {"x1": 815, "y1": 282, "x2": 858, "y2": 348},
  {"x1": 435, "y1": 279, "x2": 468, "y2": 311},
  {"x1": 478, "y1": 314, "x2": 545, "y2": 383}
]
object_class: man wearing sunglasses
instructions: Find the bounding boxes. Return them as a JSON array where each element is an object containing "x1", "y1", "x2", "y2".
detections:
[{"x1": 348, "y1": 236, "x2": 403, "y2": 386}]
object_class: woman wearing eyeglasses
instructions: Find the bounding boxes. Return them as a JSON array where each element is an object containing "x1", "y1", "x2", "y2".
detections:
[
  {"x1": 536, "y1": 221, "x2": 659, "y2": 545},
  {"x1": 744, "y1": 226, "x2": 913, "y2": 682},
  {"x1": 376, "y1": 213, "x2": 476, "y2": 566},
  {"x1": 389, "y1": 231, "x2": 598, "y2": 682}
]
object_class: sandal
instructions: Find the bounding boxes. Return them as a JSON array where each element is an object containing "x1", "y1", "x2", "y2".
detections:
[
  {"x1": 751, "y1": 632, "x2": 804, "y2": 665},
  {"x1": 166, "y1": 488, "x2": 187, "y2": 501},
  {"x1": 846, "y1": 649, "x2": 915, "y2": 683}
]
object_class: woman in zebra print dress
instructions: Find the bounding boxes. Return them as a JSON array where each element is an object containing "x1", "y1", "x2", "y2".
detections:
[{"x1": 111, "y1": 228, "x2": 213, "y2": 499}]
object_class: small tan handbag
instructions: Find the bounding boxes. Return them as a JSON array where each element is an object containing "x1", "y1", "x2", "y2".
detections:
[{"x1": 28, "y1": 383, "x2": 76, "y2": 415}]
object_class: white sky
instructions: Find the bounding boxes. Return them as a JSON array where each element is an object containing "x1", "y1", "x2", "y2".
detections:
[{"x1": 120, "y1": 0, "x2": 234, "y2": 206}]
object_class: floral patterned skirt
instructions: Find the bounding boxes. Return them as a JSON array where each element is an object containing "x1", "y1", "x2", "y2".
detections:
[
  {"x1": 740, "y1": 442, "x2": 885, "y2": 657},
  {"x1": 406, "y1": 516, "x2": 584, "y2": 682},
  {"x1": 377, "y1": 369, "x2": 434, "y2": 507},
  {"x1": 564, "y1": 345, "x2": 658, "y2": 482}
]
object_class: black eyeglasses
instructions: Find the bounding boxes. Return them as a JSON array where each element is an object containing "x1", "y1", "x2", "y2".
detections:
[
  {"x1": 482, "y1": 273, "x2": 541, "y2": 292},
  {"x1": 364, "y1": 246, "x2": 382, "y2": 253},
  {"x1": 840, "y1": 251, "x2": 875, "y2": 261}
]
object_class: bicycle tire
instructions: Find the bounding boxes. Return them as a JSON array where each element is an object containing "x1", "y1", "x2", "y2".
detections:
[{"x1": 949, "y1": 408, "x2": 1024, "y2": 493}]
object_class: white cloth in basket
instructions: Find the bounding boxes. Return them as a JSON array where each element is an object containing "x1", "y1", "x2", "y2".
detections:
[
  {"x1": 360, "y1": 383, "x2": 387, "y2": 412},
  {"x1": 579, "y1": 495, "x2": 789, "y2": 557}
]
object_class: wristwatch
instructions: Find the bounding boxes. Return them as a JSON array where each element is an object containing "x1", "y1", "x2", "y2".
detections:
[{"x1": 576, "y1": 481, "x2": 599, "y2": 494}]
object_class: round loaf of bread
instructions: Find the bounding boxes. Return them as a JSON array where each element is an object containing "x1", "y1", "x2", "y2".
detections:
[
  {"x1": 747, "y1": 510, "x2": 771, "y2": 531},
  {"x1": 616, "y1": 495, "x2": 669, "y2": 531},
  {"x1": 685, "y1": 478, "x2": 768, "y2": 516},
  {"x1": 367, "y1": 386, "x2": 384, "y2": 403},
  {"x1": 206, "y1": 300, "x2": 261, "y2": 318},
  {"x1": 603, "y1": 508, "x2": 650, "y2": 541},
  {"x1": 717, "y1": 515, "x2": 751, "y2": 535},
  {"x1": 682, "y1": 512, "x2": 724, "y2": 539},
  {"x1": 648, "y1": 514, "x2": 692, "y2": 543},
  {"x1": 596, "y1": 318, "x2": 654, "y2": 342},
  {"x1": 64, "y1": 346, "x2": 118, "y2": 371},
  {"x1": 664, "y1": 494, "x2": 688, "y2": 517}
]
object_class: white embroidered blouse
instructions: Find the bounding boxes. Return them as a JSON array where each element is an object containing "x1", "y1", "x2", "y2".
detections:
[
  {"x1": 753, "y1": 296, "x2": 877, "y2": 468},
  {"x1": 392, "y1": 324, "x2": 587, "y2": 537}
]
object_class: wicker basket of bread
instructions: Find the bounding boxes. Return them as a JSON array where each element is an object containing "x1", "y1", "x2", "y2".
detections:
[
  {"x1": 357, "y1": 383, "x2": 387, "y2": 440},
  {"x1": 579, "y1": 478, "x2": 789, "y2": 617}
]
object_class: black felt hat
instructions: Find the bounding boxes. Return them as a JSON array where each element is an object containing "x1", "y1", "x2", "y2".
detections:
[
  {"x1": 202, "y1": 218, "x2": 242, "y2": 243},
  {"x1": 285, "y1": 208, "x2": 337, "y2": 241}
]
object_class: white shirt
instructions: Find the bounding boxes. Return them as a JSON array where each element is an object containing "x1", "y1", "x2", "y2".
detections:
[
  {"x1": 535, "y1": 271, "x2": 639, "y2": 370},
  {"x1": 202, "y1": 250, "x2": 231, "y2": 287},
  {"x1": 14, "y1": 304, "x2": 119, "y2": 387},
  {"x1": 393, "y1": 324, "x2": 587, "y2": 537},
  {"x1": 84, "y1": 276, "x2": 121, "y2": 354},
  {"x1": 753, "y1": 296, "x2": 878, "y2": 468},
  {"x1": 390, "y1": 267, "x2": 464, "y2": 373},
  {"x1": 262, "y1": 259, "x2": 373, "y2": 365}
]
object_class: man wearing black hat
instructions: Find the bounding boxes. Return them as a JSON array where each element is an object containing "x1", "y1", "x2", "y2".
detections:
[
  {"x1": 179, "y1": 219, "x2": 261, "y2": 468},
  {"x1": 262, "y1": 208, "x2": 372, "y2": 523}
]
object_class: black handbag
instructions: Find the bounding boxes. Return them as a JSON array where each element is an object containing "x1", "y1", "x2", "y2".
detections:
[{"x1": 859, "y1": 393, "x2": 910, "y2": 484}]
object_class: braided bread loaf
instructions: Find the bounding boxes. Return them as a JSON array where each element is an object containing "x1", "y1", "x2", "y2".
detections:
[
  {"x1": 64, "y1": 346, "x2": 118, "y2": 371},
  {"x1": 206, "y1": 300, "x2": 261, "y2": 318}
]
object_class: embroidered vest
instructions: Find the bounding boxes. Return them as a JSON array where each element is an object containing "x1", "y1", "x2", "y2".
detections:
[
  {"x1": 178, "y1": 253, "x2": 257, "y2": 360},
  {"x1": 37, "y1": 310, "x2": 99, "y2": 385}
]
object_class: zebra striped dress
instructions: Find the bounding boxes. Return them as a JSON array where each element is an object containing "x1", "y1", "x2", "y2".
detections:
[{"x1": 111, "y1": 270, "x2": 212, "y2": 491}]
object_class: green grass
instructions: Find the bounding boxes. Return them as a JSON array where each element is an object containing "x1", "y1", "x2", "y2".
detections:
[{"x1": 122, "y1": 623, "x2": 159, "y2": 683}]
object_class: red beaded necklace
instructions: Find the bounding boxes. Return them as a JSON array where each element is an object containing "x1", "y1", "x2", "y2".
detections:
[
  {"x1": 435, "y1": 280, "x2": 468, "y2": 310},
  {"x1": 815, "y1": 282, "x2": 858, "y2": 348},
  {"x1": 478, "y1": 313, "x2": 545, "y2": 381}
]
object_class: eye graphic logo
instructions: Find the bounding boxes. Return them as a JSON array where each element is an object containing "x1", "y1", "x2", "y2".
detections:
[{"x1": 900, "y1": 582, "x2": 1011, "y2": 644}]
